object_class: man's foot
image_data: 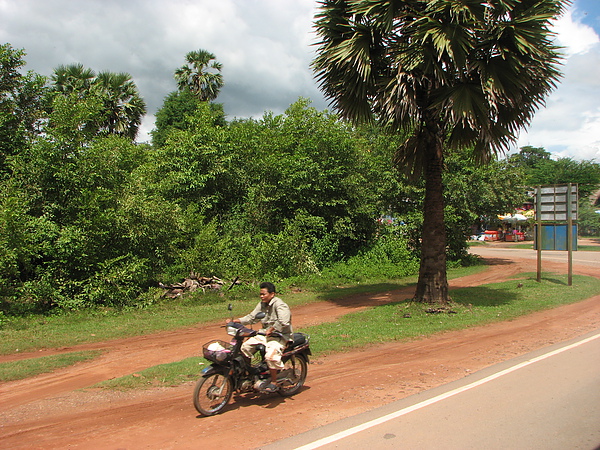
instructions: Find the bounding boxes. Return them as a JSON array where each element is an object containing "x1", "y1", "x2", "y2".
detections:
[{"x1": 262, "y1": 383, "x2": 279, "y2": 393}]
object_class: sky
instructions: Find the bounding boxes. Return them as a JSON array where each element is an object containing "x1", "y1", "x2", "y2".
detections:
[{"x1": 1, "y1": 0, "x2": 599, "y2": 161}]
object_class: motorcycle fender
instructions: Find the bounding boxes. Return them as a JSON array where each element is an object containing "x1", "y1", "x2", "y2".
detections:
[
  {"x1": 201, "y1": 364, "x2": 225, "y2": 377},
  {"x1": 283, "y1": 349, "x2": 310, "y2": 363},
  {"x1": 283, "y1": 345, "x2": 311, "y2": 358}
]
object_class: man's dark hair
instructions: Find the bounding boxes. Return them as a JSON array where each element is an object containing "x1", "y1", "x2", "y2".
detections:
[{"x1": 260, "y1": 281, "x2": 276, "y2": 293}]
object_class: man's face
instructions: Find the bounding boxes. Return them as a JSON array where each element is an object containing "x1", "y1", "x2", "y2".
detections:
[{"x1": 259, "y1": 288, "x2": 275, "y2": 303}]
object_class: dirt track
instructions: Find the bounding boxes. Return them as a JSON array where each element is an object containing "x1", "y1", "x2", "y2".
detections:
[{"x1": 1, "y1": 242, "x2": 599, "y2": 449}]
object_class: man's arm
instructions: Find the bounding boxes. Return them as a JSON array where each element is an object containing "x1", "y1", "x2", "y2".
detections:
[
  {"x1": 238, "y1": 303, "x2": 262, "y2": 325},
  {"x1": 272, "y1": 299, "x2": 291, "y2": 332}
]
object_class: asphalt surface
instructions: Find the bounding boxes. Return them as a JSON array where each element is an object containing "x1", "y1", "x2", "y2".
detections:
[
  {"x1": 472, "y1": 245, "x2": 600, "y2": 268},
  {"x1": 262, "y1": 330, "x2": 600, "y2": 450},
  {"x1": 261, "y1": 243, "x2": 600, "y2": 450}
]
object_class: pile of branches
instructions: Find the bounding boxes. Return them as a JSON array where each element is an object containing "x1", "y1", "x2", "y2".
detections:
[{"x1": 159, "y1": 273, "x2": 233, "y2": 298}]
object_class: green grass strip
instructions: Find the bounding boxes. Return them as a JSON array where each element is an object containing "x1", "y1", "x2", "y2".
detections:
[
  {"x1": 0, "y1": 266, "x2": 480, "y2": 356},
  {"x1": 94, "y1": 357, "x2": 205, "y2": 390},
  {"x1": 578, "y1": 245, "x2": 600, "y2": 252},
  {"x1": 0, "y1": 350, "x2": 102, "y2": 382},
  {"x1": 305, "y1": 273, "x2": 600, "y2": 355}
]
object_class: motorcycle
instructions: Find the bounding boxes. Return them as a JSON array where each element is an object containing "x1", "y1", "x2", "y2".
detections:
[{"x1": 193, "y1": 311, "x2": 311, "y2": 416}]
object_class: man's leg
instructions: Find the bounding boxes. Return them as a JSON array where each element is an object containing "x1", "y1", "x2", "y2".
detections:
[
  {"x1": 241, "y1": 335, "x2": 266, "y2": 360},
  {"x1": 264, "y1": 339, "x2": 285, "y2": 390}
]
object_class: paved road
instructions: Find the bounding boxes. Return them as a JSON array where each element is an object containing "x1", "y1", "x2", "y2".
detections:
[
  {"x1": 471, "y1": 245, "x2": 600, "y2": 268},
  {"x1": 263, "y1": 330, "x2": 600, "y2": 450}
]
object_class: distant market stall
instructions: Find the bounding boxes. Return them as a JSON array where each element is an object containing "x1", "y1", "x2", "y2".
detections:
[{"x1": 497, "y1": 212, "x2": 532, "y2": 241}]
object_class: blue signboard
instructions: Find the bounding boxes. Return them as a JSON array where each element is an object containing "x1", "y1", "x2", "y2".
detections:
[{"x1": 534, "y1": 224, "x2": 578, "y2": 250}]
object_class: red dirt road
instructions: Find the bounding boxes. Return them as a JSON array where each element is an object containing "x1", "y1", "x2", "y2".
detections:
[{"x1": 1, "y1": 243, "x2": 599, "y2": 449}]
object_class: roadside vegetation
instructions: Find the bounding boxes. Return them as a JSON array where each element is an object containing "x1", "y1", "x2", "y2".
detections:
[
  {"x1": 1, "y1": 33, "x2": 599, "y2": 388},
  {"x1": 3, "y1": 265, "x2": 600, "y2": 386},
  {"x1": 3, "y1": 43, "x2": 599, "y2": 319},
  {"x1": 93, "y1": 271, "x2": 600, "y2": 390}
]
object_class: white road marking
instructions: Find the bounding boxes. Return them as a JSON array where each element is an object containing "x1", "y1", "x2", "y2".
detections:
[{"x1": 295, "y1": 332, "x2": 600, "y2": 450}]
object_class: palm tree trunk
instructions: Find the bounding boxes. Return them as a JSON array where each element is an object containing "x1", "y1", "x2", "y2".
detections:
[{"x1": 414, "y1": 125, "x2": 449, "y2": 304}]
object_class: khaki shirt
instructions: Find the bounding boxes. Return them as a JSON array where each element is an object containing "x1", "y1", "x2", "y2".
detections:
[{"x1": 239, "y1": 296, "x2": 293, "y2": 341}]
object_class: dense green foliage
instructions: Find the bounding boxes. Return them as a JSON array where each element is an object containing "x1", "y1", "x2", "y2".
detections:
[
  {"x1": 311, "y1": 0, "x2": 568, "y2": 304},
  {"x1": 0, "y1": 44, "x2": 47, "y2": 179},
  {"x1": 1, "y1": 42, "x2": 597, "y2": 316},
  {"x1": 509, "y1": 146, "x2": 600, "y2": 236}
]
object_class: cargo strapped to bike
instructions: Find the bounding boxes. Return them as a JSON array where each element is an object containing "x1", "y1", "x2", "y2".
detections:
[
  {"x1": 202, "y1": 340, "x2": 233, "y2": 363},
  {"x1": 283, "y1": 333, "x2": 311, "y2": 357},
  {"x1": 291, "y1": 332, "x2": 307, "y2": 347}
]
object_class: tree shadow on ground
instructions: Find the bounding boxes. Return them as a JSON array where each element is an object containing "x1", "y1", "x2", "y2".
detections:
[
  {"x1": 475, "y1": 256, "x2": 514, "y2": 266},
  {"x1": 539, "y1": 275, "x2": 568, "y2": 285},
  {"x1": 451, "y1": 285, "x2": 518, "y2": 307},
  {"x1": 315, "y1": 282, "x2": 416, "y2": 309}
]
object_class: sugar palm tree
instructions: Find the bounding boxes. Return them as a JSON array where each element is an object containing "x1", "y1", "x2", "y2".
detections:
[
  {"x1": 50, "y1": 66, "x2": 146, "y2": 140},
  {"x1": 93, "y1": 71, "x2": 146, "y2": 140},
  {"x1": 313, "y1": 0, "x2": 567, "y2": 304},
  {"x1": 175, "y1": 49, "x2": 223, "y2": 101},
  {"x1": 51, "y1": 64, "x2": 96, "y2": 97}
]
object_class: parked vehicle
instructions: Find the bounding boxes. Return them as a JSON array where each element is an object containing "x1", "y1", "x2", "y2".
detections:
[{"x1": 193, "y1": 312, "x2": 311, "y2": 416}]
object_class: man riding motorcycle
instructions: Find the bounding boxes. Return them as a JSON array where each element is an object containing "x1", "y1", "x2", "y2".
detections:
[{"x1": 226, "y1": 281, "x2": 292, "y2": 393}]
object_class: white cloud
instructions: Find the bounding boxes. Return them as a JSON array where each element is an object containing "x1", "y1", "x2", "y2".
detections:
[
  {"x1": 2, "y1": 0, "x2": 599, "y2": 160},
  {"x1": 554, "y1": 7, "x2": 600, "y2": 55},
  {"x1": 518, "y1": 3, "x2": 600, "y2": 161}
]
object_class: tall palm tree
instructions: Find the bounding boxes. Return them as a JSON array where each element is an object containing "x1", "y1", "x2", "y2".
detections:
[
  {"x1": 174, "y1": 49, "x2": 224, "y2": 101},
  {"x1": 313, "y1": 0, "x2": 567, "y2": 304},
  {"x1": 51, "y1": 64, "x2": 96, "y2": 97},
  {"x1": 93, "y1": 71, "x2": 146, "y2": 140},
  {"x1": 50, "y1": 66, "x2": 146, "y2": 140}
]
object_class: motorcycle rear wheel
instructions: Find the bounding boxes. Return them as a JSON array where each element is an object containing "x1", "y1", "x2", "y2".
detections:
[
  {"x1": 277, "y1": 354, "x2": 307, "y2": 397},
  {"x1": 193, "y1": 373, "x2": 233, "y2": 416}
]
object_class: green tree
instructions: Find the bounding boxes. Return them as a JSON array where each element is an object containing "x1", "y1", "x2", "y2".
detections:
[
  {"x1": 151, "y1": 90, "x2": 225, "y2": 148},
  {"x1": 578, "y1": 201, "x2": 600, "y2": 236},
  {"x1": 143, "y1": 98, "x2": 383, "y2": 279},
  {"x1": 49, "y1": 65, "x2": 146, "y2": 140},
  {"x1": 444, "y1": 149, "x2": 527, "y2": 258},
  {"x1": 174, "y1": 49, "x2": 224, "y2": 101},
  {"x1": 232, "y1": 99, "x2": 380, "y2": 258},
  {"x1": 312, "y1": 0, "x2": 567, "y2": 304},
  {"x1": 509, "y1": 145, "x2": 552, "y2": 169},
  {"x1": 148, "y1": 102, "x2": 236, "y2": 214},
  {"x1": 0, "y1": 44, "x2": 46, "y2": 177},
  {"x1": 93, "y1": 71, "x2": 147, "y2": 140},
  {"x1": 527, "y1": 157, "x2": 600, "y2": 199}
]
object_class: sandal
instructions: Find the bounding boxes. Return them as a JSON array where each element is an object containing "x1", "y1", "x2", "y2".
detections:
[{"x1": 262, "y1": 383, "x2": 278, "y2": 393}]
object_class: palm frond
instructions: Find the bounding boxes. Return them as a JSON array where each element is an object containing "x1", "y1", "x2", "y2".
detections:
[{"x1": 313, "y1": 0, "x2": 568, "y2": 168}]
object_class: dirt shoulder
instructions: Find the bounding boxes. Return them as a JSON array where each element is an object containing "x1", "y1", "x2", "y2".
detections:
[{"x1": 1, "y1": 243, "x2": 599, "y2": 449}]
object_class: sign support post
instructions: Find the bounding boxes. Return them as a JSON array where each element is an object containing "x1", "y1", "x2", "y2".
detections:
[
  {"x1": 567, "y1": 183, "x2": 573, "y2": 286},
  {"x1": 536, "y1": 185, "x2": 542, "y2": 282},
  {"x1": 534, "y1": 184, "x2": 578, "y2": 285}
]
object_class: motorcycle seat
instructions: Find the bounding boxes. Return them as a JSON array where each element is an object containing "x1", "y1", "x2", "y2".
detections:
[{"x1": 291, "y1": 332, "x2": 307, "y2": 347}]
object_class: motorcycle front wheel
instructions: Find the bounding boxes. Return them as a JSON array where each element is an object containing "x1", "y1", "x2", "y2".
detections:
[
  {"x1": 277, "y1": 354, "x2": 307, "y2": 397},
  {"x1": 193, "y1": 373, "x2": 233, "y2": 416}
]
